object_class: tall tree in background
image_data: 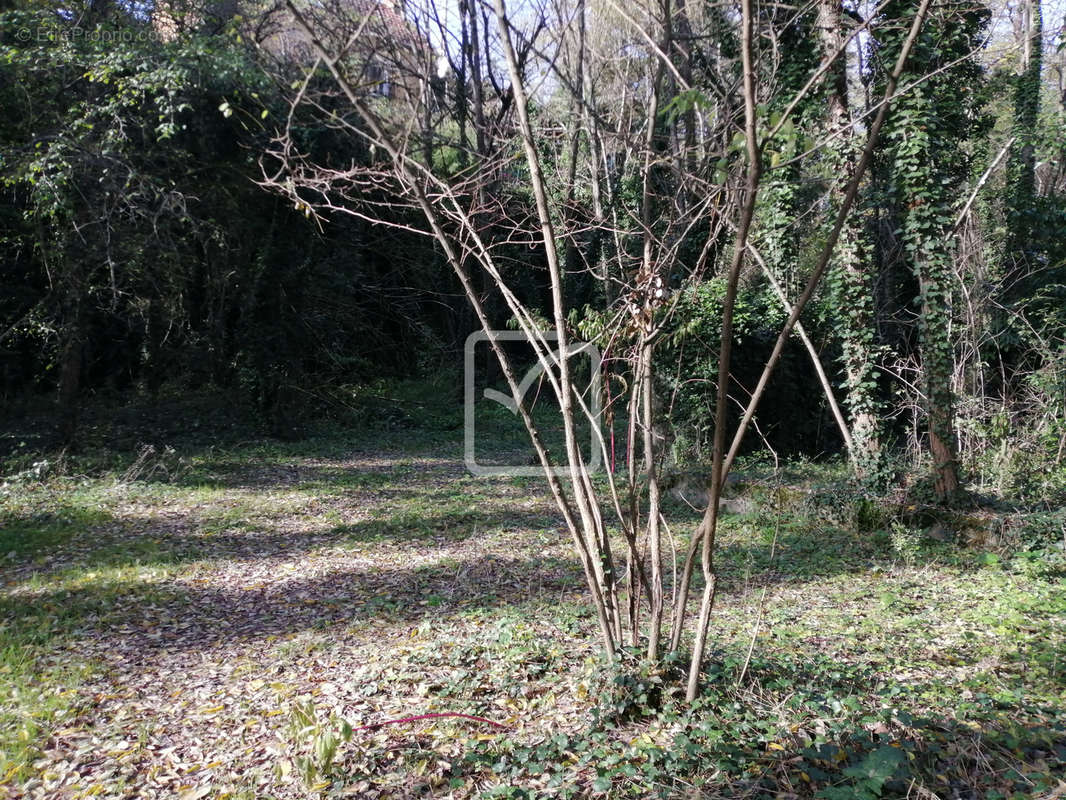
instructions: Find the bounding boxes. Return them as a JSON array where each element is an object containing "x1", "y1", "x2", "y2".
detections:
[
  {"x1": 878, "y1": 0, "x2": 990, "y2": 501},
  {"x1": 818, "y1": 0, "x2": 884, "y2": 483},
  {"x1": 1004, "y1": 0, "x2": 1043, "y2": 286}
]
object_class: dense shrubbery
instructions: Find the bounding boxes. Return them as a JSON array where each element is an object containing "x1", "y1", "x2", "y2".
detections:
[{"x1": 0, "y1": 7, "x2": 459, "y2": 440}]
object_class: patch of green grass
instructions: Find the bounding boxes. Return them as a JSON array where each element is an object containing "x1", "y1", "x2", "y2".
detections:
[
  {"x1": 0, "y1": 566, "x2": 183, "y2": 782},
  {"x1": 0, "y1": 641, "x2": 96, "y2": 784},
  {"x1": 0, "y1": 503, "x2": 113, "y2": 561}
]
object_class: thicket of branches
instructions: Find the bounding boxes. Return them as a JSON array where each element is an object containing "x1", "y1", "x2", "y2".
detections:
[{"x1": 245, "y1": 0, "x2": 1066, "y2": 694}]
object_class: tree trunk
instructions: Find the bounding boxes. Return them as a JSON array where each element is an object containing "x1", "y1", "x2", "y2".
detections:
[
  {"x1": 917, "y1": 267, "x2": 962, "y2": 501},
  {"x1": 686, "y1": 0, "x2": 762, "y2": 703},
  {"x1": 640, "y1": 338, "x2": 664, "y2": 661},
  {"x1": 57, "y1": 299, "x2": 84, "y2": 446},
  {"x1": 817, "y1": 0, "x2": 883, "y2": 481},
  {"x1": 1004, "y1": 0, "x2": 1043, "y2": 288}
]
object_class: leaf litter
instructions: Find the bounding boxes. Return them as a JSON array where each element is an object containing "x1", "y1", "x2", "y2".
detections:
[
  {"x1": 1, "y1": 447, "x2": 594, "y2": 798},
  {"x1": 3, "y1": 443, "x2": 1065, "y2": 798}
]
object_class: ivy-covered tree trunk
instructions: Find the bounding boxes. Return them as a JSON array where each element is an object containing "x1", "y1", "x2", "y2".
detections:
[
  {"x1": 817, "y1": 0, "x2": 883, "y2": 482},
  {"x1": 1004, "y1": 0, "x2": 1043, "y2": 284},
  {"x1": 895, "y1": 119, "x2": 963, "y2": 501},
  {"x1": 881, "y1": 0, "x2": 991, "y2": 502},
  {"x1": 899, "y1": 157, "x2": 963, "y2": 502}
]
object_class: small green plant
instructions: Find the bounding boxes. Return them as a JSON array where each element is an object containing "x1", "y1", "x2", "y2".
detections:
[
  {"x1": 889, "y1": 521, "x2": 922, "y2": 565},
  {"x1": 854, "y1": 497, "x2": 888, "y2": 532},
  {"x1": 590, "y1": 648, "x2": 684, "y2": 724},
  {"x1": 284, "y1": 700, "x2": 352, "y2": 790},
  {"x1": 0, "y1": 458, "x2": 54, "y2": 486},
  {"x1": 818, "y1": 744, "x2": 908, "y2": 799},
  {"x1": 803, "y1": 482, "x2": 868, "y2": 529},
  {"x1": 1008, "y1": 509, "x2": 1066, "y2": 552}
]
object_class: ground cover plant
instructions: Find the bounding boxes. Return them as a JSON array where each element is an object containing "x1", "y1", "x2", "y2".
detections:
[{"x1": 1, "y1": 410, "x2": 1063, "y2": 799}]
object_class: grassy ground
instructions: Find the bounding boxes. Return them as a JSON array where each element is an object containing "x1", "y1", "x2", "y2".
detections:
[{"x1": 1, "y1": 411, "x2": 1064, "y2": 799}]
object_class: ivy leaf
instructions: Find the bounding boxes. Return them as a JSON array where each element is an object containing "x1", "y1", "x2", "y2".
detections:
[{"x1": 841, "y1": 745, "x2": 906, "y2": 795}]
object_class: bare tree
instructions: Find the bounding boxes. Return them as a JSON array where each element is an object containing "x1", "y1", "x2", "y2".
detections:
[{"x1": 257, "y1": 0, "x2": 931, "y2": 700}]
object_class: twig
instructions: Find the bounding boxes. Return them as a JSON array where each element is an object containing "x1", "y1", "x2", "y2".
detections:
[
  {"x1": 953, "y1": 136, "x2": 1015, "y2": 231},
  {"x1": 352, "y1": 712, "x2": 509, "y2": 733}
]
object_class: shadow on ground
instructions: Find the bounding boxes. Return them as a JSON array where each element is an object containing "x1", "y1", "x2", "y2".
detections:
[
  {"x1": 0, "y1": 487, "x2": 559, "y2": 574},
  {"x1": 0, "y1": 547, "x2": 586, "y2": 663}
]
